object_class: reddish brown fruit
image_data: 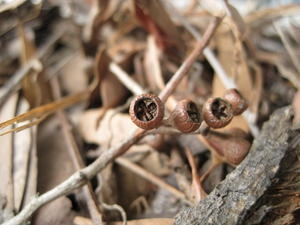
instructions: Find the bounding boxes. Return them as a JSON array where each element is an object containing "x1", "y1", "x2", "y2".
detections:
[
  {"x1": 202, "y1": 97, "x2": 233, "y2": 129},
  {"x1": 205, "y1": 128, "x2": 251, "y2": 165},
  {"x1": 129, "y1": 93, "x2": 164, "y2": 130},
  {"x1": 223, "y1": 89, "x2": 248, "y2": 116},
  {"x1": 170, "y1": 99, "x2": 201, "y2": 133}
]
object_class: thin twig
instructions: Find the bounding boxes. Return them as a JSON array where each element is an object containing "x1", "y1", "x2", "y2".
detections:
[
  {"x1": 102, "y1": 203, "x2": 127, "y2": 225},
  {"x1": 3, "y1": 18, "x2": 221, "y2": 225},
  {"x1": 109, "y1": 62, "x2": 145, "y2": 95},
  {"x1": 184, "y1": 148, "x2": 207, "y2": 202},
  {"x1": 51, "y1": 77, "x2": 103, "y2": 225},
  {"x1": 115, "y1": 157, "x2": 192, "y2": 205}
]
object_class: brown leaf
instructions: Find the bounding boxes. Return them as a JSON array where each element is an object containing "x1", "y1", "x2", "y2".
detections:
[
  {"x1": 18, "y1": 24, "x2": 42, "y2": 108},
  {"x1": 0, "y1": 0, "x2": 26, "y2": 13},
  {"x1": 0, "y1": 94, "x2": 18, "y2": 222},
  {"x1": 78, "y1": 108, "x2": 135, "y2": 147},
  {"x1": 246, "y1": 4, "x2": 300, "y2": 28},
  {"x1": 111, "y1": 218, "x2": 174, "y2": 225},
  {"x1": 143, "y1": 36, "x2": 164, "y2": 91},
  {"x1": 292, "y1": 90, "x2": 300, "y2": 124},
  {"x1": 74, "y1": 216, "x2": 174, "y2": 225},
  {"x1": 33, "y1": 197, "x2": 76, "y2": 225},
  {"x1": 60, "y1": 53, "x2": 89, "y2": 94},
  {"x1": 134, "y1": 0, "x2": 185, "y2": 55},
  {"x1": 13, "y1": 98, "x2": 34, "y2": 211},
  {"x1": 138, "y1": 150, "x2": 171, "y2": 177},
  {"x1": 36, "y1": 116, "x2": 75, "y2": 192},
  {"x1": 94, "y1": 47, "x2": 128, "y2": 108},
  {"x1": 224, "y1": 0, "x2": 247, "y2": 38}
]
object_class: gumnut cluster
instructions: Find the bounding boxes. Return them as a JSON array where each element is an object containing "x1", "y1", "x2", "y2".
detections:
[
  {"x1": 129, "y1": 89, "x2": 251, "y2": 165},
  {"x1": 129, "y1": 88, "x2": 248, "y2": 132}
]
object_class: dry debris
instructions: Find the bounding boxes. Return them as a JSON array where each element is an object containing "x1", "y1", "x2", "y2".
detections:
[{"x1": 0, "y1": 0, "x2": 299, "y2": 225}]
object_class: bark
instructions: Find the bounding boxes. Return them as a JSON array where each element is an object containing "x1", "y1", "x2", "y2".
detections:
[{"x1": 175, "y1": 106, "x2": 298, "y2": 225}]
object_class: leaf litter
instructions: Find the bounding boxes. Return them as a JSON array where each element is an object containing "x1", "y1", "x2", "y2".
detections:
[{"x1": 0, "y1": 0, "x2": 300, "y2": 225}]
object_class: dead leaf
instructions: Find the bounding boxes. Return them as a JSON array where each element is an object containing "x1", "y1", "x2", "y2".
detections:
[
  {"x1": 60, "y1": 53, "x2": 89, "y2": 94},
  {"x1": 138, "y1": 150, "x2": 171, "y2": 177},
  {"x1": 143, "y1": 36, "x2": 164, "y2": 91},
  {"x1": 134, "y1": 0, "x2": 185, "y2": 56},
  {"x1": 78, "y1": 108, "x2": 135, "y2": 147},
  {"x1": 292, "y1": 90, "x2": 300, "y2": 124},
  {"x1": 0, "y1": 0, "x2": 26, "y2": 13},
  {"x1": 83, "y1": 0, "x2": 123, "y2": 49},
  {"x1": 33, "y1": 197, "x2": 76, "y2": 225},
  {"x1": 94, "y1": 47, "x2": 128, "y2": 108},
  {"x1": 21, "y1": 126, "x2": 38, "y2": 208},
  {"x1": 18, "y1": 24, "x2": 42, "y2": 108},
  {"x1": 36, "y1": 117, "x2": 75, "y2": 192},
  {"x1": 246, "y1": 4, "x2": 300, "y2": 28},
  {"x1": 74, "y1": 216, "x2": 174, "y2": 225},
  {"x1": 13, "y1": 98, "x2": 33, "y2": 211},
  {"x1": 224, "y1": 0, "x2": 247, "y2": 39},
  {"x1": 0, "y1": 93, "x2": 18, "y2": 222}
]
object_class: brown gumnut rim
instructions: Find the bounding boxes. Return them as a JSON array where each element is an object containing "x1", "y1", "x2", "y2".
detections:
[
  {"x1": 223, "y1": 88, "x2": 248, "y2": 116},
  {"x1": 170, "y1": 99, "x2": 201, "y2": 133},
  {"x1": 129, "y1": 93, "x2": 164, "y2": 130},
  {"x1": 202, "y1": 97, "x2": 233, "y2": 129}
]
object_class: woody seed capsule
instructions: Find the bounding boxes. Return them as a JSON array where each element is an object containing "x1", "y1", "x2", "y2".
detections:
[
  {"x1": 129, "y1": 93, "x2": 164, "y2": 130},
  {"x1": 170, "y1": 99, "x2": 201, "y2": 133}
]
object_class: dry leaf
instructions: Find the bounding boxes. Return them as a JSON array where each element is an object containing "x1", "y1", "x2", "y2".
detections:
[
  {"x1": 18, "y1": 24, "x2": 42, "y2": 108},
  {"x1": 94, "y1": 47, "x2": 128, "y2": 108},
  {"x1": 13, "y1": 98, "x2": 34, "y2": 211},
  {"x1": 36, "y1": 117, "x2": 75, "y2": 192},
  {"x1": 224, "y1": 0, "x2": 247, "y2": 38},
  {"x1": 138, "y1": 151, "x2": 171, "y2": 177},
  {"x1": 143, "y1": 36, "x2": 164, "y2": 91},
  {"x1": 33, "y1": 197, "x2": 76, "y2": 225},
  {"x1": 21, "y1": 127, "x2": 38, "y2": 209},
  {"x1": 0, "y1": 93, "x2": 18, "y2": 222},
  {"x1": 0, "y1": 0, "x2": 26, "y2": 13},
  {"x1": 246, "y1": 4, "x2": 300, "y2": 28},
  {"x1": 292, "y1": 90, "x2": 300, "y2": 124},
  {"x1": 60, "y1": 53, "x2": 89, "y2": 94},
  {"x1": 134, "y1": 0, "x2": 185, "y2": 55},
  {"x1": 78, "y1": 108, "x2": 135, "y2": 146},
  {"x1": 74, "y1": 216, "x2": 174, "y2": 225}
]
